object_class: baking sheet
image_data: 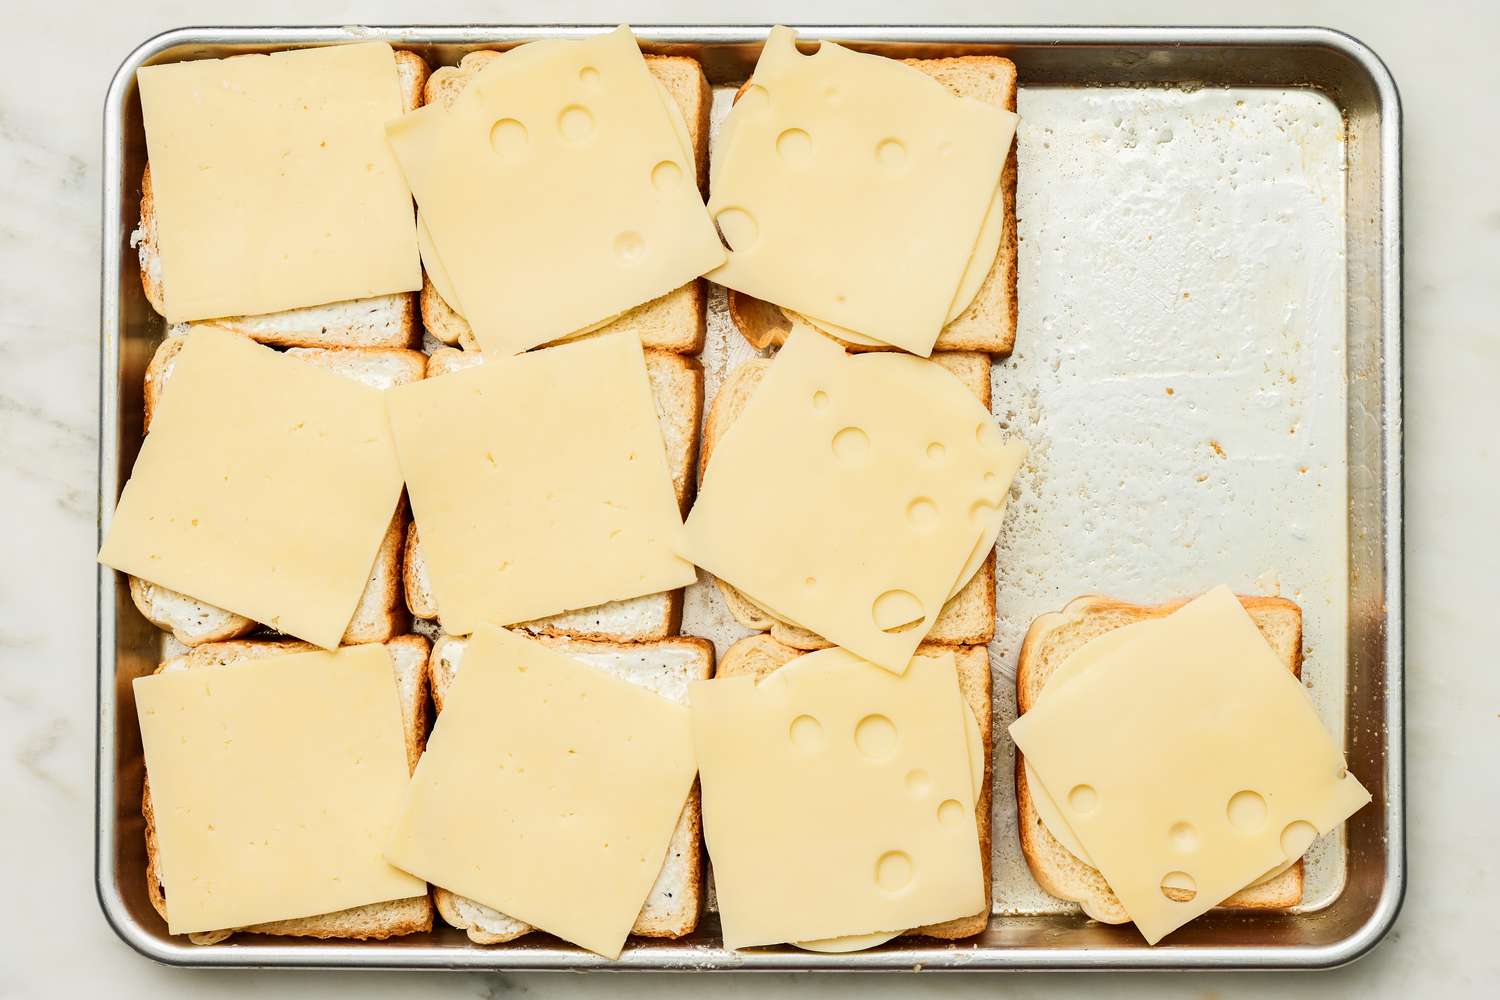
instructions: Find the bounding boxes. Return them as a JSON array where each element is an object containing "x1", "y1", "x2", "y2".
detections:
[{"x1": 100, "y1": 25, "x2": 1402, "y2": 971}]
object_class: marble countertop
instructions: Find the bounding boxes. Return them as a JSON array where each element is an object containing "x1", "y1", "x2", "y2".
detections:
[{"x1": 4, "y1": 0, "x2": 1494, "y2": 996}]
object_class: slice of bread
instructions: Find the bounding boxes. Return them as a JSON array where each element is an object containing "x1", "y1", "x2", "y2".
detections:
[
  {"x1": 131, "y1": 337, "x2": 423, "y2": 646},
  {"x1": 427, "y1": 633, "x2": 712, "y2": 943},
  {"x1": 141, "y1": 635, "x2": 434, "y2": 944},
  {"x1": 134, "y1": 50, "x2": 430, "y2": 348},
  {"x1": 726, "y1": 55, "x2": 1018, "y2": 356},
  {"x1": 716, "y1": 634, "x2": 992, "y2": 940},
  {"x1": 402, "y1": 347, "x2": 702, "y2": 642},
  {"x1": 419, "y1": 52, "x2": 710, "y2": 353},
  {"x1": 1014, "y1": 594, "x2": 1306, "y2": 923},
  {"x1": 700, "y1": 351, "x2": 996, "y2": 648}
]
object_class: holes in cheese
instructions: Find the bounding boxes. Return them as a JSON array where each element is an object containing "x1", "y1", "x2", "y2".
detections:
[
  {"x1": 683, "y1": 327, "x2": 1026, "y2": 672},
  {"x1": 1009, "y1": 587, "x2": 1372, "y2": 945},
  {"x1": 707, "y1": 26, "x2": 1019, "y2": 356},
  {"x1": 387, "y1": 26, "x2": 723, "y2": 356},
  {"x1": 691, "y1": 647, "x2": 984, "y2": 949}
]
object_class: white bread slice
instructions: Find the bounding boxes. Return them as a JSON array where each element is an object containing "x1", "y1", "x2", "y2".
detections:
[
  {"x1": 716, "y1": 634, "x2": 992, "y2": 940},
  {"x1": 141, "y1": 635, "x2": 434, "y2": 944},
  {"x1": 134, "y1": 50, "x2": 430, "y2": 348},
  {"x1": 700, "y1": 350, "x2": 996, "y2": 648},
  {"x1": 1014, "y1": 594, "x2": 1307, "y2": 923},
  {"x1": 419, "y1": 52, "x2": 710, "y2": 353},
  {"x1": 726, "y1": 56, "x2": 1018, "y2": 356},
  {"x1": 402, "y1": 346, "x2": 702, "y2": 642},
  {"x1": 131, "y1": 336, "x2": 423, "y2": 646},
  {"x1": 426, "y1": 633, "x2": 712, "y2": 943}
]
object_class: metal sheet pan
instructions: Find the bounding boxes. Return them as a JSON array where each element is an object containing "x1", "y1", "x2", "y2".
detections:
[{"x1": 97, "y1": 24, "x2": 1403, "y2": 971}]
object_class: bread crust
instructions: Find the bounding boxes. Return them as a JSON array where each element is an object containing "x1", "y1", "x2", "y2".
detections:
[{"x1": 1013, "y1": 594, "x2": 1307, "y2": 923}]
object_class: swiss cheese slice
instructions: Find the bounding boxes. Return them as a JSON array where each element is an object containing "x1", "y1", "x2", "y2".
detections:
[
  {"x1": 134, "y1": 645, "x2": 426, "y2": 935},
  {"x1": 787, "y1": 173, "x2": 1008, "y2": 348},
  {"x1": 137, "y1": 43, "x2": 421, "y2": 323},
  {"x1": 707, "y1": 27, "x2": 1018, "y2": 356},
  {"x1": 386, "y1": 26, "x2": 724, "y2": 356},
  {"x1": 98, "y1": 328, "x2": 405, "y2": 649},
  {"x1": 691, "y1": 647, "x2": 985, "y2": 949},
  {"x1": 385, "y1": 331, "x2": 696, "y2": 635},
  {"x1": 1022, "y1": 614, "x2": 1292, "y2": 888},
  {"x1": 1009, "y1": 587, "x2": 1371, "y2": 944},
  {"x1": 385, "y1": 625, "x2": 698, "y2": 959},
  {"x1": 682, "y1": 327, "x2": 1025, "y2": 672}
]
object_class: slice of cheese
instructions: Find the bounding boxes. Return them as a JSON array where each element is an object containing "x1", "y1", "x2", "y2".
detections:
[
  {"x1": 417, "y1": 73, "x2": 697, "y2": 324},
  {"x1": 385, "y1": 625, "x2": 698, "y2": 958},
  {"x1": 794, "y1": 691, "x2": 986, "y2": 953},
  {"x1": 385, "y1": 331, "x2": 696, "y2": 635},
  {"x1": 137, "y1": 42, "x2": 421, "y2": 322},
  {"x1": 691, "y1": 647, "x2": 984, "y2": 948},
  {"x1": 787, "y1": 173, "x2": 1007, "y2": 347},
  {"x1": 98, "y1": 327, "x2": 404, "y2": 648},
  {"x1": 134, "y1": 645, "x2": 426, "y2": 934},
  {"x1": 1022, "y1": 616, "x2": 1293, "y2": 888},
  {"x1": 707, "y1": 26, "x2": 1018, "y2": 356},
  {"x1": 386, "y1": 26, "x2": 724, "y2": 356},
  {"x1": 682, "y1": 327, "x2": 1025, "y2": 672},
  {"x1": 1009, "y1": 587, "x2": 1371, "y2": 944}
]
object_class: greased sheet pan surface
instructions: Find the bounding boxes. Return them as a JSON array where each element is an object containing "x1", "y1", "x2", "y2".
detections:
[{"x1": 98, "y1": 25, "x2": 1402, "y2": 970}]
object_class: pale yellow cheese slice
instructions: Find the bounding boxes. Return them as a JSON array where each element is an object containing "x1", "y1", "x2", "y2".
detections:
[
  {"x1": 682, "y1": 327, "x2": 1025, "y2": 672},
  {"x1": 385, "y1": 625, "x2": 698, "y2": 959},
  {"x1": 418, "y1": 73, "x2": 697, "y2": 325},
  {"x1": 98, "y1": 327, "x2": 404, "y2": 648},
  {"x1": 707, "y1": 26, "x2": 1017, "y2": 356},
  {"x1": 794, "y1": 693, "x2": 986, "y2": 953},
  {"x1": 1009, "y1": 587, "x2": 1371, "y2": 944},
  {"x1": 386, "y1": 26, "x2": 724, "y2": 356},
  {"x1": 1022, "y1": 617, "x2": 1292, "y2": 887},
  {"x1": 384, "y1": 331, "x2": 696, "y2": 635},
  {"x1": 134, "y1": 645, "x2": 426, "y2": 935},
  {"x1": 787, "y1": 173, "x2": 1008, "y2": 347},
  {"x1": 692, "y1": 647, "x2": 984, "y2": 949},
  {"x1": 137, "y1": 42, "x2": 421, "y2": 323}
]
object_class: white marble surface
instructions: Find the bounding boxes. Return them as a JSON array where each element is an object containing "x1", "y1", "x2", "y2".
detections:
[{"x1": 3, "y1": 0, "x2": 1495, "y2": 995}]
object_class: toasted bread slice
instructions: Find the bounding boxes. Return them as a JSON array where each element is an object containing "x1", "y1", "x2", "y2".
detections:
[
  {"x1": 419, "y1": 51, "x2": 709, "y2": 353},
  {"x1": 700, "y1": 351, "x2": 996, "y2": 647},
  {"x1": 135, "y1": 50, "x2": 429, "y2": 348},
  {"x1": 402, "y1": 347, "x2": 702, "y2": 642},
  {"x1": 1014, "y1": 594, "x2": 1307, "y2": 923},
  {"x1": 716, "y1": 634, "x2": 992, "y2": 940},
  {"x1": 141, "y1": 635, "x2": 434, "y2": 944},
  {"x1": 427, "y1": 633, "x2": 712, "y2": 943},
  {"x1": 726, "y1": 55, "x2": 1018, "y2": 356},
  {"x1": 131, "y1": 338, "x2": 423, "y2": 646}
]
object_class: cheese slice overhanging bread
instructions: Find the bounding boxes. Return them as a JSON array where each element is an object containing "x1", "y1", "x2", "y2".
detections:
[
  {"x1": 715, "y1": 634, "x2": 992, "y2": 940},
  {"x1": 418, "y1": 50, "x2": 710, "y2": 353},
  {"x1": 1014, "y1": 594, "x2": 1307, "y2": 923},
  {"x1": 700, "y1": 350, "x2": 997, "y2": 648},
  {"x1": 726, "y1": 55, "x2": 1018, "y2": 356},
  {"x1": 129, "y1": 335, "x2": 422, "y2": 647},
  {"x1": 402, "y1": 346, "x2": 703, "y2": 642},
  {"x1": 427, "y1": 633, "x2": 712, "y2": 943},
  {"x1": 135, "y1": 50, "x2": 430, "y2": 348},
  {"x1": 141, "y1": 636, "x2": 434, "y2": 944}
]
